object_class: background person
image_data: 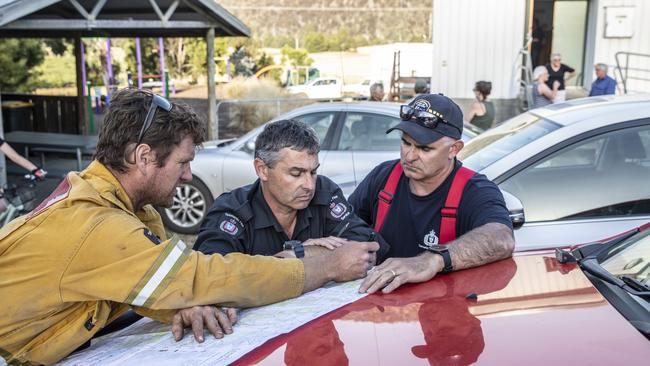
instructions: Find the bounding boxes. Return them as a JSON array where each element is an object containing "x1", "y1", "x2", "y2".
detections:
[
  {"x1": 465, "y1": 81, "x2": 495, "y2": 131},
  {"x1": 545, "y1": 53, "x2": 575, "y2": 103},
  {"x1": 0, "y1": 137, "x2": 47, "y2": 178},
  {"x1": 369, "y1": 82, "x2": 385, "y2": 101},
  {"x1": 589, "y1": 63, "x2": 617, "y2": 96},
  {"x1": 532, "y1": 66, "x2": 559, "y2": 109}
]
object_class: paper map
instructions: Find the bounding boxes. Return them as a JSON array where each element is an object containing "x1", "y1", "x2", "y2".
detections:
[{"x1": 57, "y1": 279, "x2": 367, "y2": 366}]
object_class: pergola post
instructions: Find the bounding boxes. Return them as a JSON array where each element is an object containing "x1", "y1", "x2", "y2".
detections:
[
  {"x1": 206, "y1": 27, "x2": 216, "y2": 140},
  {"x1": 0, "y1": 90, "x2": 6, "y2": 186},
  {"x1": 74, "y1": 34, "x2": 88, "y2": 135}
]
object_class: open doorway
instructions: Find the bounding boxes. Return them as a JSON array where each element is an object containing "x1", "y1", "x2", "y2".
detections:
[{"x1": 530, "y1": 0, "x2": 589, "y2": 86}]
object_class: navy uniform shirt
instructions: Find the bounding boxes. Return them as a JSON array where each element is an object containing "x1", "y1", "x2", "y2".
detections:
[
  {"x1": 348, "y1": 159, "x2": 512, "y2": 259},
  {"x1": 194, "y1": 175, "x2": 390, "y2": 259}
]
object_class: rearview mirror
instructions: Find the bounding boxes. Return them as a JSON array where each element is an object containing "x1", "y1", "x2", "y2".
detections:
[{"x1": 501, "y1": 190, "x2": 525, "y2": 229}]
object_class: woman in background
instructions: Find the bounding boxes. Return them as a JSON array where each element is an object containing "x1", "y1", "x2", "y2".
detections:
[
  {"x1": 531, "y1": 66, "x2": 559, "y2": 109},
  {"x1": 466, "y1": 81, "x2": 495, "y2": 131}
]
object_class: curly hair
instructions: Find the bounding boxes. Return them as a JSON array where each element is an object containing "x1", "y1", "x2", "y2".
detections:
[{"x1": 94, "y1": 88, "x2": 207, "y2": 173}]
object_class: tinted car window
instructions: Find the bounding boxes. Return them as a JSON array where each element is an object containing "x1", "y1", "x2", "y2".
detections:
[
  {"x1": 499, "y1": 125, "x2": 650, "y2": 222},
  {"x1": 338, "y1": 113, "x2": 400, "y2": 151},
  {"x1": 242, "y1": 112, "x2": 336, "y2": 153},
  {"x1": 460, "y1": 112, "x2": 561, "y2": 171},
  {"x1": 294, "y1": 112, "x2": 337, "y2": 144}
]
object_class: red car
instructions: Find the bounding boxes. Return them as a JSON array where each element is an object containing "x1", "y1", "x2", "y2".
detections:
[{"x1": 234, "y1": 224, "x2": 650, "y2": 365}]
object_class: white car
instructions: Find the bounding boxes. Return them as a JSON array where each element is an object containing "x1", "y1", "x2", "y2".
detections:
[
  {"x1": 456, "y1": 94, "x2": 650, "y2": 251},
  {"x1": 160, "y1": 101, "x2": 477, "y2": 233},
  {"x1": 342, "y1": 79, "x2": 383, "y2": 98},
  {"x1": 286, "y1": 77, "x2": 343, "y2": 99}
]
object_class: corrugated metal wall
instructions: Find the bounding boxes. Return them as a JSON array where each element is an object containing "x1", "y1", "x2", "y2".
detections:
[
  {"x1": 590, "y1": 0, "x2": 650, "y2": 93},
  {"x1": 431, "y1": 0, "x2": 527, "y2": 99}
]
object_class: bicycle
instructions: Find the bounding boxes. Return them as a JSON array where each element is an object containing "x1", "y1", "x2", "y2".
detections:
[{"x1": 0, "y1": 174, "x2": 40, "y2": 227}]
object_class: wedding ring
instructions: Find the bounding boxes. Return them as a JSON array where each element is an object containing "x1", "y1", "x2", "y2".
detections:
[{"x1": 388, "y1": 269, "x2": 397, "y2": 277}]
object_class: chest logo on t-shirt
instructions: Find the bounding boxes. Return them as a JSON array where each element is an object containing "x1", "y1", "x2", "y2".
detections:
[
  {"x1": 420, "y1": 229, "x2": 439, "y2": 250},
  {"x1": 219, "y1": 219, "x2": 239, "y2": 235}
]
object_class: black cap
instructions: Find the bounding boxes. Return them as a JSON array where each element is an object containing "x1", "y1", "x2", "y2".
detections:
[{"x1": 387, "y1": 94, "x2": 463, "y2": 145}]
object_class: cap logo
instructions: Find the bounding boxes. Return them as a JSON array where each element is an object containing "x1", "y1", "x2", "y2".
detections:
[{"x1": 413, "y1": 99, "x2": 432, "y2": 113}]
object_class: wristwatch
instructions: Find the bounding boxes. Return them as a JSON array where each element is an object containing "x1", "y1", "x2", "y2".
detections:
[
  {"x1": 283, "y1": 240, "x2": 305, "y2": 259},
  {"x1": 426, "y1": 245, "x2": 453, "y2": 273}
]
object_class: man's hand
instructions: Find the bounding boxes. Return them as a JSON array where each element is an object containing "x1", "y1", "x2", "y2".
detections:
[
  {"x1": 171, "y1": 306, "x2": 238, "y2": 343},
  {"x1": 303, "y1": 236, "x2": 347, "y2": 250},
  {"x1": 359, "y1": 252, "x2": 443, "y2": 294},
  {"x1": 328, "y1": 241, "x2": 379, "y2": 282}
]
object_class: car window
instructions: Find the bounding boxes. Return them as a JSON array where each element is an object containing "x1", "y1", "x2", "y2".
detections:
[
  {"x1": 499, "y1": 125, "x2": 650, "y2": 222},
  {"x1": 294, "y1": 112, "x2": 337, "y2": 144},
  {"x1": 337, "y1": 112, "x2": 401, "y2": 151},
  {"x1": 460, "y1": 112, "x2": 561, "y2": 171},
  {"x1": 242, "y1": 112, "x2": 336, "y2": 152}
]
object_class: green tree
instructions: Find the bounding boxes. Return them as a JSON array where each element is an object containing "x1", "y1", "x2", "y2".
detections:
[
  {"x1": 280, "y1": 46, "x2": 313, "y2": 68},
  {"x1": 84, "y1": 38, "x2": 122, "y2": 86},
  {"x1": 124, "y1": 38, "x2": 160, "y2": 80},
  {"x1": 0, "y1": 39, "x2": 45, "y2": 93},
  {"x1": 303, "y1": 31, "x2": 328, "y2": 53}
]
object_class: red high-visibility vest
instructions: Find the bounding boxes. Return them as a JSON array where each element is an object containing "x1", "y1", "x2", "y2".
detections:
[{"x1": 374, "y1": 162, "x2": 476, "y2": 244}]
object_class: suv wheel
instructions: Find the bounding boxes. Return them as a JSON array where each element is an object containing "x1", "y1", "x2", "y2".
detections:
[{"x1": 159, "y1": 178, "x2": 213, "y2": 234}]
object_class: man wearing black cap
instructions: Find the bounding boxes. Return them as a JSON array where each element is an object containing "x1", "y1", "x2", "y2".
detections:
[{"x1": 351, "y1": 94, "x2": 515, "y2": 294}]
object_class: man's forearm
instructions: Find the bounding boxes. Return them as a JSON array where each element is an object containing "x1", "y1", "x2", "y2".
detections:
[
  {"x1": 447, "y1": 222, "x2": 515, "y2": 271},
  {"x1": 301, "y1": 255, "x2": 335, "y2": 293}
]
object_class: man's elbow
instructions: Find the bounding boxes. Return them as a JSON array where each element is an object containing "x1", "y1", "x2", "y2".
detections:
[
  {"x1": 500, "y1": 225, "x2": 516, "y2": 258},
  {"x1": 490, "y1": 222, "x2": 515, "y2": 258}
]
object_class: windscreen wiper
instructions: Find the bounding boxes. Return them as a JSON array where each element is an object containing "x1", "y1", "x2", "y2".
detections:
[
  {"x1": 620, "y1": 275, "x2": 650, "y2": 292},
  {"x1": 580, "y1": 259, "x2": 650, "y2": 299}
]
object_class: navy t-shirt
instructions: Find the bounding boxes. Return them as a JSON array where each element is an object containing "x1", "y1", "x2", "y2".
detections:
[{"x1": 349, "y1": 159, "x2": 512, "y2": 258}]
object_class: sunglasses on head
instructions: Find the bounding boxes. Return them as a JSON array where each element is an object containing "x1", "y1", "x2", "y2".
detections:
[
  {"x1": 400, "y1": 104, "x2": 460, "y2": 132},
  {"x1": 137, "y1": 94, "x2": 173, "y2": 145}
]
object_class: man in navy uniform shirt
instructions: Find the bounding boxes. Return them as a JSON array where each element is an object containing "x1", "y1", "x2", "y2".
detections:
[
  {"x1": 351, "y1": 93, "x2": 515, "y2": 294},
  {"x1": 195, "y1": 119, "x2": 387, "y2": 262}
]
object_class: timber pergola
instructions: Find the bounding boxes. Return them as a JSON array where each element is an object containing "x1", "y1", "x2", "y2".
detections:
[{"x1": 0, "y1": 0, "x2": 251, "y2": 138}]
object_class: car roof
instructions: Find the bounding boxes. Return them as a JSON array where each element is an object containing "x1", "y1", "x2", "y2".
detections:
[
  {"x1": 276, "y1": 101, "x2": 401, "y2": 118},
  {"x1": 529, "y1": 94, "x2": 650, "y2": 126}
]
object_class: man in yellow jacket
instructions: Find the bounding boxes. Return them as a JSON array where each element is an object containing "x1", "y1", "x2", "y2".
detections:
[{"x1": 0, "y1": 89, "x2": 378, "y2": 365}]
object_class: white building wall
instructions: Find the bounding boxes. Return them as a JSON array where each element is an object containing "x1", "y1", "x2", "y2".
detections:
[
  {"x1": 431, "y1": 0, "x2": 527, "y2": 99},
  {"x1": 588, "y1": 0, "x2": 650, "y2": 93}
]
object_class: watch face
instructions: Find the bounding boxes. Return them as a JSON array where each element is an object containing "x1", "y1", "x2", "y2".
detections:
[
  {"x1": 430, "y1": 245, "x2": 448, "y2": 252},
  {"x1": 284, "y1": 240, "x2": 301, "y2": 250}
]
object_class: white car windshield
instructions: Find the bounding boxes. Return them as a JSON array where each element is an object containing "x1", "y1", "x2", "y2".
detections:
[{"x1": 459, "y1": 112, "x2": 561, "y2": 171}]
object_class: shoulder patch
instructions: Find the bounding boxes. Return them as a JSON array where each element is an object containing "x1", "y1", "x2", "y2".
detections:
[
  {"x1": 28, "y1": 177, "x2": 71, "y2": 218},
  {"x1": 143, "y1": 228, "x2": 162, "y2": 244},
  {"x1": 219, "y1": 218, "x2": 241, "y2": 236},
  {"x1": 329, "y1": 195, "x2": 351, "y2": 221}
]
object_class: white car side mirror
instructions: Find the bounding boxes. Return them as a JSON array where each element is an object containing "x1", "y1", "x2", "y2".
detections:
[{"x1": 501, "y1": 189, "x2": 525, "y2": 229}]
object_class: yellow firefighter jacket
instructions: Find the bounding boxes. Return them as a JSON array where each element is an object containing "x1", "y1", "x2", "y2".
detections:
[{"x1": 0, "y1": 161, "x2": 304, "y2": 365}]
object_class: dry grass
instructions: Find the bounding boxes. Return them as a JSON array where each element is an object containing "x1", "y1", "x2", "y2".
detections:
[{"x1": 217, "y1": 77, "x2": 313, "y2": 133}]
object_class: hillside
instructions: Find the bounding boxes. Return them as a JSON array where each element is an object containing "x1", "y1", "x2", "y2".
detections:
[{"x1": 218, "y1": 0, "x2": 432, "y2": 46}]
